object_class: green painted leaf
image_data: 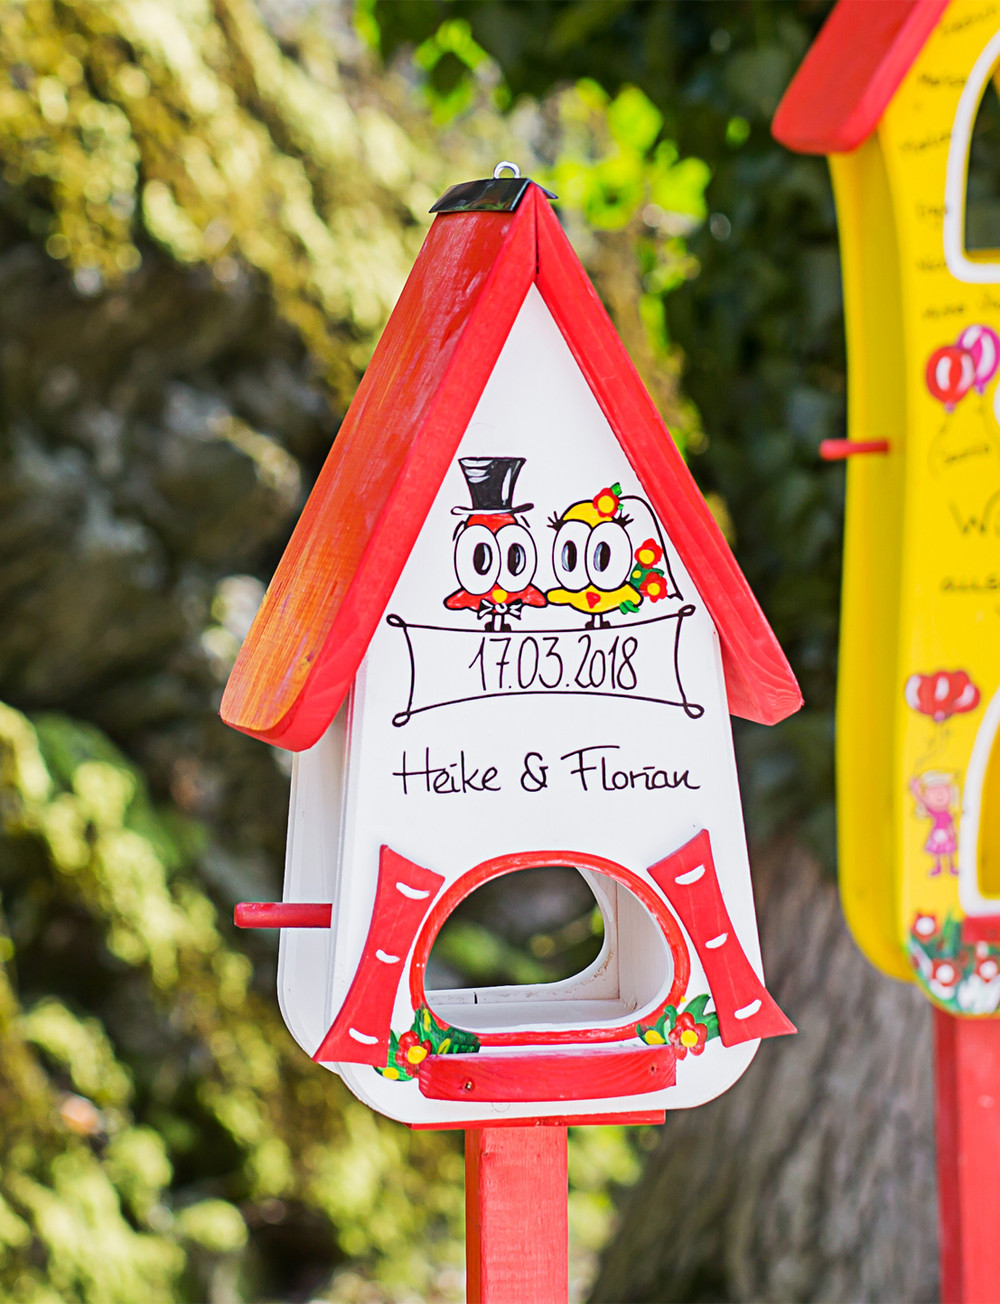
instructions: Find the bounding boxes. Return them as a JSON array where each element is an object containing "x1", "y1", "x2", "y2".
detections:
[
  {"x1": 447, "y1": 1028, "x2": 480, "y2": 1054},
  {"x1": 684, "y1": 993, "x2": 711, "y2": 1023},
  {"x1": 703, "y1": 1013, "x2": 720, "y2": 1042}
]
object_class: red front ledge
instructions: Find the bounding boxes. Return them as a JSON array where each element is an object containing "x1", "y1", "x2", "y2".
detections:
[
  {"x1": 234, "y1": 902, "x2": 332, "y2": 928},
  {"x1": 417, "y1": 1046, "x2": 676, "y2": 1102}
]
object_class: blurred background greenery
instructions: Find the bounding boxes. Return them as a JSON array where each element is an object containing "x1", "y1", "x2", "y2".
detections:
[{"x1": 0, "y1": 1, "x2": 846, "y2": 1300}]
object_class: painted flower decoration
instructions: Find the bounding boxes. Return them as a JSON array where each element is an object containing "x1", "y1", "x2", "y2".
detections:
[
  {"x1": 636, "y1": 993, "x2": 719, "y2": 1058},
  {"x1": 931, "y1": 958, "x2": 960, "y2": 990},
  {"x1": 639, "y1": 572, "x2": 669, "y2": 602},
  {"x1": 593, "y1": 483, "x2": 621, "y2": 518},
  {"x1": 668, "y1": 1011, "x2": 708, "y2": 1059},
  {"x1": 619, "y1": 530, "x2": 671, "y2": 614},
  {"x1": 976, "y1": 954, "x2": 1000, "y2": 982},
  {"x1": 376, "y1": 1008, "x2": 481, "y2": 1082},
  {"x1": 396, "y1": 1030, "x2": 432, "y2": 1069},
  {"x1": 912, "y1": 913, "x2": 938, "y2": 940},
  {"x1": 635, "y1": 538, "x2": 663, "y2": 568}
]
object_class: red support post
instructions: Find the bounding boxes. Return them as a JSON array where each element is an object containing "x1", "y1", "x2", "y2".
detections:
[
  {"x1": 933, "y1": 1009, "x2": 1000, "y2": 1303},
  {"x1": 465, "y1": 1125, "x2": 568, "y2": 1304}
]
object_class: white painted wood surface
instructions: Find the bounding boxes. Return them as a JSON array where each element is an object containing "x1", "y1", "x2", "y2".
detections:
[{"x1": 279, "y1": 287, "x2": 764, "y2": 1124}]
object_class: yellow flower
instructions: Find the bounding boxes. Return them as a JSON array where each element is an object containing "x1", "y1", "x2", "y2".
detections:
[
  {"x1": 680, "y1": 1029, "x2": 699, "y2": 1048},
  {"x1": 642, "y1": 1029, "x2": 665, "y2": 1045},
  {"x1": 406, "y1": 1044, "x2": 428, "y2": 1065}
]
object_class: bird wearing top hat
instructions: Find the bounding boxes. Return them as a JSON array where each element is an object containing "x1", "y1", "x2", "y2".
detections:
[
  {"x1": 445, "y1": 457, "x2": 546, "y2": 632},
  {"x1": 546, "y1": 481, "x2": 679, "y2": 628}
]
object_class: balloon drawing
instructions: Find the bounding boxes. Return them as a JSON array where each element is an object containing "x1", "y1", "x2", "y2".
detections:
[
  {"x1": 904, "y1": 670, "x2": 981, "y2": 723},
  {"x1": 926, "y1": 345, "x2": 975, "y2": 411},
  {"x1": 956, "y1": 324, "x2": 1000, "y2": 394}
]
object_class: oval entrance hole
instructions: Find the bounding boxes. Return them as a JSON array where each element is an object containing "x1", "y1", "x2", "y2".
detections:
[{"x1": 424, "y1": 866, "x2": 677, "y2": 1038}]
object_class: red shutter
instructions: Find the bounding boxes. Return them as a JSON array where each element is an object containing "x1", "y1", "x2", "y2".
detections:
[
  {"x1": 649, "y1": 830, "x2": 795, "y2": 1045},
  {"x1": 313, "y1": 846, "x2": 444, "y2": 1065}
]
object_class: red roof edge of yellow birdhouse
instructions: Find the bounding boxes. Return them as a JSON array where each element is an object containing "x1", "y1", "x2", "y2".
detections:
[
  {"x1": 221, "y1": 184, "x2": 802, "y2": 752},
  {"x1": 772, "y1": 0, "x2": 950, "y2": 154}
]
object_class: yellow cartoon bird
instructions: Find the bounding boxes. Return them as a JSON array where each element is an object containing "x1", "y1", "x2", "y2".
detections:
[{"x1": 546, "y1": 482, "x2": 677, "y2": 628}]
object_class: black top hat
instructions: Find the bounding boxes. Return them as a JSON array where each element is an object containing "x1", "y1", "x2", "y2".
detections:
[{"x1": 452, "y1": 457, "x2": 533, "y2": 515}]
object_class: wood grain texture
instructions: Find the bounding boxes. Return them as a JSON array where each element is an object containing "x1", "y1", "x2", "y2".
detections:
[
  {"x1": 531, "y1": 187, "x2": 802, "y2": 726},
  {"x1": 466, "y1": 1125, "x2": 568, "y2": 1304},
  {"x1": 312, "y1": 846, "x2": 443, "y2": 1065},
  {"x1": 934, "y1": 1009, "x2": 1000, "y2": 1304},
  {"x1": 418, "y1": 1045, "x2": 675, "y2": 1102},
  {"x1": 222, "y1": 200, "x2": 537, "y2": 748},
  {"x1": 647, "y1": 829, "x2": 796, "y2": 1045},
  {"x1": 772, "y1": 0, "x2": 949, "y2": 154}
]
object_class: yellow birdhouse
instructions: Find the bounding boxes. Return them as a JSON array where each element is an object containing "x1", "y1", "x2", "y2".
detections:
[{"x1": 775, "y1": 0, "x2": 1000, "y2": 1014}]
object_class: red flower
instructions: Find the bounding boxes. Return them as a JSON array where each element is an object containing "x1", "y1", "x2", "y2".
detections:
[
  {"x1": 669, "y1": 1011, "x2": 708, "y2": 1059},
  {"x1": 396, "y1": 1030, "x2": 432, "y2": 1069},
  {"x1": 911, "y1": 913, "x2": 938, "y2": 940},
  {"x1": 634, "y1": 538, "x2": 663, "y2": 568},
  {"x1": 930, "y1": 958, "x2": 959, "y2": 990},
  {"x1": 593, "y1": 486, "x2": 620, "y2": 518},
  {"x1": 976, "y1": 954, "x2": 1000, "y2": 982},
  {"x1": 639, "y1": 572, "x2": 668, "y2": 602}
]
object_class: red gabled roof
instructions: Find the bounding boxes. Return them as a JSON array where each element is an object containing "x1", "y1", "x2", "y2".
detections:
[
  {"x1": 221, "y1": 184, "x2": 802, "y2": 751},
  {"x1": 772, "y1": 0, "x2": 949, "y2": 155}
]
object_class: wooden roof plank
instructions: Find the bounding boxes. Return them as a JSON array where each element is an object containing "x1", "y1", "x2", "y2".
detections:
[
  {"x1": 221, "y1": 200, "x2": 537, "y2": 747},
  {"x1": 223, "y1": 184, "x2": 801, "y2": 749},
  {"x1": 531, "y1": 187, "x2": 802, "y2": 726},
  {"x1": 773, "y1": 0, "x2": 950, "y2": 155}
]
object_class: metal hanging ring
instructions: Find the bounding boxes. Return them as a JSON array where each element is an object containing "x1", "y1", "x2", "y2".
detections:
[{"x1": 492, "y1": 161, "x2": 521, "y2": 179}]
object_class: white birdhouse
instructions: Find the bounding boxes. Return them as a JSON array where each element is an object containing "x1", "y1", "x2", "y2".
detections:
[{"x1": 223, "y1": 174, "x2": 800, "y2": 1128}]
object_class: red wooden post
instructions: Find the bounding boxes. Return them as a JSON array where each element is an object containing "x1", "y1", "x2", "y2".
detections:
[
  {"x1": 934, "y1": 1009, "x2": 1000, "y2": 1303},
  {"x1": 465, "y1": 1125, "x2": 568, "y2": 1304}
]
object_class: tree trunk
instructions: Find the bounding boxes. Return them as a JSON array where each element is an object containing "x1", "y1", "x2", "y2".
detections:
[{"x1": 591, "y1": 842, "x2": 938, "y2": 1304}]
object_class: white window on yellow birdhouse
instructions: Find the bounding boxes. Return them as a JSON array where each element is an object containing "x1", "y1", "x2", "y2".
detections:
[{"x1": 945, "y1": 29, "x2": 1000, "y2": 281}]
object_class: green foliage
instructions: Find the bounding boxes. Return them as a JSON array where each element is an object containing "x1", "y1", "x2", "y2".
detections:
[
  {"x1": 0, "y1": 702, "x2": 467, "y2": 1299},
  {"x1": 0, "y1": 0, "x2": 505, "y2": 400}
]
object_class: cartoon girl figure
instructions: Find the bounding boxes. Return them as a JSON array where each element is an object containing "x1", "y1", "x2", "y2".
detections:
[
  {"x1": 910, "y1": 770, "x2": 960, "y2": 876},
  {"x1": 546, "y1": 482, "x2": 679, "y2": 629}
]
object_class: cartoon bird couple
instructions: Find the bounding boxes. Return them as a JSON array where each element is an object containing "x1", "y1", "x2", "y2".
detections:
[{"x1": 444, "y1": 456, "x2": 679, "y2": 633}]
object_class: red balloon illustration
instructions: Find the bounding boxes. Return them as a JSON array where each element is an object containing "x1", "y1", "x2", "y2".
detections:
[
  {"x1": 905, "y1": 670, "x2": 981, "y2": 723},
  {"x1": 926, "y1": 345, "x2": 975, "y2": 411},
  {"x1": 956, "y1": 324, "x2": 1000, "y2": 393}
]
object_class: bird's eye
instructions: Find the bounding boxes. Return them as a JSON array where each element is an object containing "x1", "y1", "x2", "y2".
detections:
[
  {"x1": 473, "y1": 543, "x2": 492, "y2": 575},
  {"x1": 495, "y1": 523, "x2": 537, "y2": 591},
  {"x1": 455, "y1": 524, "x2": 500, "y2": 595},
  {"x1": 552, "y1": 519, "x2": 590, "y2": 592},
  {"x1": 586, "y1": 521, "x2": 632, "y2": 590}
]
